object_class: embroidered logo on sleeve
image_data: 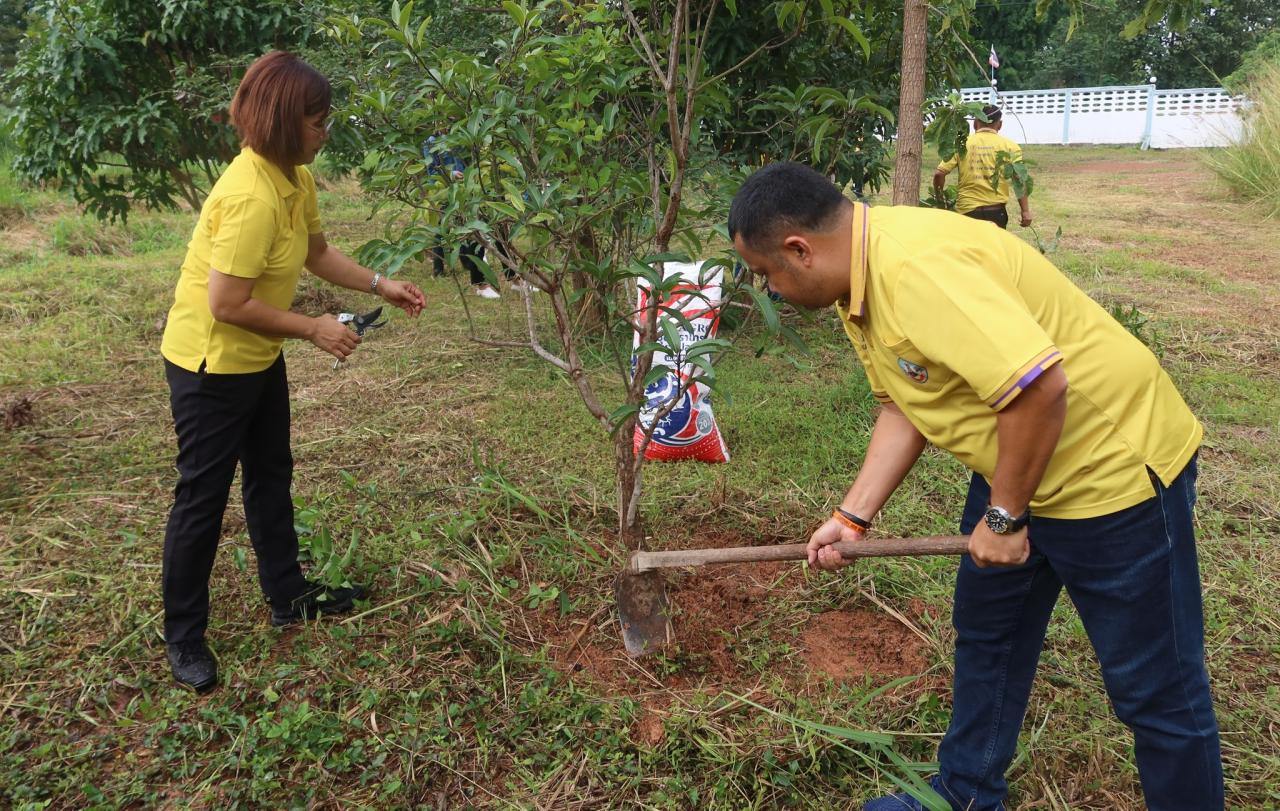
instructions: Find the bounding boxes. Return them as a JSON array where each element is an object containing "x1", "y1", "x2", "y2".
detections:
[{"x1": 897, "y1": 358, "x2": 928, "y2": 384}]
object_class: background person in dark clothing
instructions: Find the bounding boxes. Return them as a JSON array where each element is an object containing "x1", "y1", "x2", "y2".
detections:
[{"x1": 422, "y1": 135, "x2": 526, "y2": 298}]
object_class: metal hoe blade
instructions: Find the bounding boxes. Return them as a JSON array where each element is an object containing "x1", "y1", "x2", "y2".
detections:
[{"x1": 614, "y1": 569, "x2": 672, "y2": 657}]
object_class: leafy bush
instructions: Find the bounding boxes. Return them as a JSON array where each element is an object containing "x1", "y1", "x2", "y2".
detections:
[
  {"x1": 1225, "y1": 29, "x2": 1280, "y2": 93},
  {"x1": 4, "y1": 0, "x2": 316, "y2": 221}
]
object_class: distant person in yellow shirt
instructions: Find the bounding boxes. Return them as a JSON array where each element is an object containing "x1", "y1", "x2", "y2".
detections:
[
  {"x1": 729, "y1": 162, "x2": 1221, "y2": 811},
  {"x1": 159, "y1": 52, "x2": 425, "y2": 693},
  {"x1": 932, "y1": 105, "x2": 1032, "y2": 229}
]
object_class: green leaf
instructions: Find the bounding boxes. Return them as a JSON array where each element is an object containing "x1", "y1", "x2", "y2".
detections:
[
  {"x1": 641, "y1": 251, "x2": 692, "y2": 266},
  {"x1": 608, "y1": 403, "x2": 641, "y2": 435},
  {"x1": 643, "y1": 364, "x2": 673, "y2": 388},
  {"x1": 829, "y1": 16, "x2": 871, "y2": 61},
  {"x1": 778, "y1": 324, "x2": 811, "y2": 354},
  {"x1": 742, "y1": 284, "x2": 781, "y2": 333},
  {"x1": 484, "y1": 200, "x2": 522, "y2": 220},
  {"x1": 659, "y1": 318, "x2": 682, "y2": 356},
  {"x1": 811, "y1": 117, "x2": 833, "y2": 162}
]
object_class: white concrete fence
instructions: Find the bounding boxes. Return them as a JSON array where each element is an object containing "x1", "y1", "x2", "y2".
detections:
[{"x1": 960, "y1": 85, "x2": 1246, "y2": 149}]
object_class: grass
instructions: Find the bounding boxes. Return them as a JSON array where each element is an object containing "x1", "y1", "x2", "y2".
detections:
[
  {"x1": 1, "y1": 146, "x2": 1278, "y2": 808},
  {"x1": 1207, "y1": 60, "x2": 1280, "y2": 217}
]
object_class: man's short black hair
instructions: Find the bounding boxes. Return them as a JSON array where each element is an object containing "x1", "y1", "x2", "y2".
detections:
[
  {"x1": 728, "y1": 162, "x2": 848, "y2": 250},
  {"x1": 981, "y1": 104, "x2": 1002, "y2": 123}
]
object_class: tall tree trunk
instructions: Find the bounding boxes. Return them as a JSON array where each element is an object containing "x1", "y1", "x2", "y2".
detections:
[{"x1": 892, "y1": 0, "x2": 928, "y2": 205}]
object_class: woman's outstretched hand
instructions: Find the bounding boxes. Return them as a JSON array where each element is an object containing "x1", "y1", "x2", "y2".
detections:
[{"x1": 379, "y1": 279, "x2": 426, "y2": 317}]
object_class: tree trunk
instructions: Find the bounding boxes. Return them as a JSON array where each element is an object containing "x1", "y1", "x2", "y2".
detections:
[
  {"x1": 570, "y1": 224, "x2": 610, "y2": 331},
  {"x1": 892, "y1": 0, "x2": 928, "y2": 206},
  {"x1": 614, "y1": 424, "x2": 646, "y2": 549}
]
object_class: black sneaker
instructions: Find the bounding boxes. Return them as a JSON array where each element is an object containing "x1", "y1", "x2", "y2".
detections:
[
  {"x1": 270, "y1": 580, "x2": 368, "y2": 626},
  {"x1": 166, "y1": 640, "x2": 218, "y2": 693}
]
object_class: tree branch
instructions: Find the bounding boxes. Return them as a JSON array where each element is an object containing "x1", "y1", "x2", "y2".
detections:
[
  {"x1": 522, "y1": 287, "x2": 573, "y2": 373},
  {"x1": 621, "y1": 0, "x2": 665, "y2": 83}
]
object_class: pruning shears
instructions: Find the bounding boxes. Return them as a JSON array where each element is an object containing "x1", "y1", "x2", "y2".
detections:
[{"x1": 333, "y1": 306, "x2": 388, "y2": 369}]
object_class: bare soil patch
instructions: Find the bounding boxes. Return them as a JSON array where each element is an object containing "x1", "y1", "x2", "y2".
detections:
[
  {"x1": 527, "y1": 532, "x2": 933, "y2": 734},
  {"x1": 799, "y1": 610, "x2": 929, "y2": 681},
  {"x1": 631, "y1": 708, "x2": 666, "y2": 746},
  {"x1": 532, "y1": 553, "x2": 801, "y2": 696}
]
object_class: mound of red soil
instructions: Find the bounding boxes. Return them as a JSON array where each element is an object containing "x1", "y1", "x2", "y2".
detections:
[
  {"x1": 531, "y1": 535, "x2": 932, "y2": 694},
  {"x1": 630, "y1": 709, "x2": 666, "y2": 746},
  {"x1": 533, "y1": 553, "x2": 800, "y2": 696}
]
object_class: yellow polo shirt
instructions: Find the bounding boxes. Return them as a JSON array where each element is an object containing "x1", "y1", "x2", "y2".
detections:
[
  {"x1": 936, "y1": 129, "x2": 1023, "y2": 214},
  {"x1": 836, "y1": 204, "x2": 1201, "y2": 519},
  {"x1": 161, "y1": 148, "x2": 322, "y2": 374}
]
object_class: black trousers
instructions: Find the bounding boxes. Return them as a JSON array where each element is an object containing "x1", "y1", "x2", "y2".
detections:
[
  {"x1": 432, "y1": 240, "x2": 515, "y2": 284},
  {"x1": 964, "y1": 204, "x2": 1009, "y2": 229},
  {"x1": 161, "y1": 354, "x2": 306, "y2": 644}
]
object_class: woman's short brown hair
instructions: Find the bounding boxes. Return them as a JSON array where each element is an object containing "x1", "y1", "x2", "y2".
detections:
[{"x1": 230, "y1": 51, "x2": 331, "y2": 170}]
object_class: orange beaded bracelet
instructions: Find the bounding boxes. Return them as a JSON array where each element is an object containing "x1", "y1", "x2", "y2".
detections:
[{"x1": 832, "y1": 508, "x2": 871, "y2": 533}]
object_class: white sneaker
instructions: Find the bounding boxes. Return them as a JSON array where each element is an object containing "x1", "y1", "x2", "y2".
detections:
[{"x1": 473, "y1": 284, "x2": 501, "y2": 299}]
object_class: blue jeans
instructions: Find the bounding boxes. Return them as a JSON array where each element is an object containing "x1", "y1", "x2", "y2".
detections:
[{"x1": 934, "y1": 458, "x2": 1222, "y2": 810}]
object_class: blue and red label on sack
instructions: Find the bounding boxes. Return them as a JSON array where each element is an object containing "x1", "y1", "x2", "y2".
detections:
[{"x1": 632, "y1": 261, "x2": 730, "y2": 463}]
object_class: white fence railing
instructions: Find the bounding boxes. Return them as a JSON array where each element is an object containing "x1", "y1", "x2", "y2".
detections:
[{"x1": 959, "y1": 84, "x2": 1246, "y2": 148}]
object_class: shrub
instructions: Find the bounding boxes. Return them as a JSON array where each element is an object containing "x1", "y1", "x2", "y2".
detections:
[
  {"x1": 1206, "y1": 60, "x2": 1280, "y2": 217},
  {"x1": 50, "y1": 214, "x2": 130, "y2": 256},
  {"x1": 1225, "y1": 30, "x2": 1280, "y2": 93}
]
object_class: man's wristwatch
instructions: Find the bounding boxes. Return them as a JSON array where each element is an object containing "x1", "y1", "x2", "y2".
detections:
[{"x1": 983, "y1": 505, "x2": 1030, "y2": 535}]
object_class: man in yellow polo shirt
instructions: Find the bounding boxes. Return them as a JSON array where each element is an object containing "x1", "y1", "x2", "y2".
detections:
[
  {"x1": 932, "y1": 105, "x2": 1032, "y2": 229},
  {"x1": 728, "y1": 162, "x2": 1221, "y2": 811}
]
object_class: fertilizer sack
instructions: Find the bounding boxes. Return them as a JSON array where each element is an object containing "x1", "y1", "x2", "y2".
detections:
[{"x1": 632, "y1": 260, "x2": 730, "y2": 463}]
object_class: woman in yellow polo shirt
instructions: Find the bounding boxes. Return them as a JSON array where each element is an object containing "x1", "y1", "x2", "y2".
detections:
[{"x1": 159, "y1": 51, "x2": 425, "y2": 693}]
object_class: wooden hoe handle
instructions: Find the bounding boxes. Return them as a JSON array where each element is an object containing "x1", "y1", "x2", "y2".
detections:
[{"x1": 628, "y1": 535, "x2": 970, "y2": 572}]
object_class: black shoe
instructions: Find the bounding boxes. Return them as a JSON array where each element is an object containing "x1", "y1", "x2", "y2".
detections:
[
  {"x1": 270, "y1": 580, "x2": 368, "y2": 626},
  {"x1": 167, "y1": 640, "x2": 218, "y2": 693}
]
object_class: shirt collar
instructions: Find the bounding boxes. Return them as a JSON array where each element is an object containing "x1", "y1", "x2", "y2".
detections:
[
  {"x1": 841, "y1": 202, "x2": 870, "y2": 320},
  {"x1": 242, "y1": 147, "x2": 299, "y2": 199}
]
